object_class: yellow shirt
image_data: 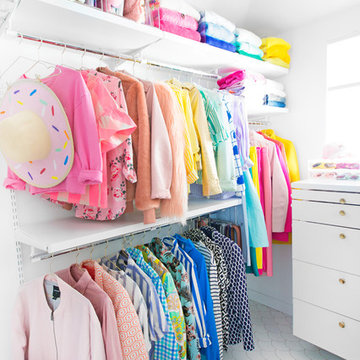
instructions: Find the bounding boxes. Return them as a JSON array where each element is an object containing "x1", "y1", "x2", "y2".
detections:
[
  {"x1": 249, "y1": 146, "x2": 263, "y2": 270},
  {"x1": 184, "y1": 84, "x2": 222, "y2": 197},
  {"x1": 167, "y1": 81, "x2": 199, "y2": 184}
]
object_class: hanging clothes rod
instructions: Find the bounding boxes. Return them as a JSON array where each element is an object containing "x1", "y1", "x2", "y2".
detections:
[{"x1": 16, "y1": 33, "x2": 220, "y2": 79}]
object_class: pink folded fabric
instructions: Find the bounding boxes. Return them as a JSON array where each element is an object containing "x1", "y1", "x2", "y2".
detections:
[
  {"x1": 154, "y1": 19, "x2": 201, "y2": 41},
  {"x1": 217, "y1": 70, "x2": 246, "y2": 89},
  {"x1": 152, "y1": 8, "x2": 198, "y2": 31}
]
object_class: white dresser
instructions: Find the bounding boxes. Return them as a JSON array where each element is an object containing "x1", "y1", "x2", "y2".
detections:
[{"x1": 292, "y1": 180, "x2": 360, "y2": 360}]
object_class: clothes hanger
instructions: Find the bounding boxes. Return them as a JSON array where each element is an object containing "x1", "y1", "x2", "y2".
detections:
[
  {"x1": 103, "y1": 239, "x2": 123, "y2": 271},
  {"x1": 45, "y1": 253, "x2": 57, "y2": 283},
  {"x1": 23, "y1": 39, "x2": 62, "y2": 81},
  {"x1": 89, "y1": 243, "x2": 95, "y2": 260},
  {"x1": 79, "y1": 48, "x2": 88, "y2": 71}
]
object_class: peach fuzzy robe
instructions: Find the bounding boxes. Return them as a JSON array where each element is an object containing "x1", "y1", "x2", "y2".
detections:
[
  {"x1": 99, "y1": 68, "x2": 159, "y2": 224},
  {"x1": 155, "y1": 82, "x2": 188, "y2": 218}
]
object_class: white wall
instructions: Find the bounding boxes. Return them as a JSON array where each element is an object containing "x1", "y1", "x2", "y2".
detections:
[{"x1": 247, "y1": 4, "x2": 360, "y2": 315}]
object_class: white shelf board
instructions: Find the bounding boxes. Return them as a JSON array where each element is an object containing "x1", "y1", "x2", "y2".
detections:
[
  {"x1": 10, "y1": 0, "x2": 162, "y2": 54},
  {"x1": 248, "y1": 106, "x2": 288, "y2": 119},
  {"x1": 15, "y1": 198, "x2": 242, "y2": 254},
  {"x1": 292, "y1": 179, "x2": 360, "y2": 193},
  {"x1": 10, "y1": 0, "x2": 288, "y2": 78}
]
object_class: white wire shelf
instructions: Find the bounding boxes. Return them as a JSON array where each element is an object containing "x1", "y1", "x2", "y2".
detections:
[
  {"x1": 15, "y1": 197, "x2": 242, "y2": 254},
  {"x1": 10, "y1": 0, "x2": 288, "y2": 78}
]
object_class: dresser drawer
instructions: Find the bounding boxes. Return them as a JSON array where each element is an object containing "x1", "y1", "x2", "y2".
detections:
[
  {"x1": 293, "y1": 221, "x2": 360, "y2": 275},
  {"x1": 292, "y1": 189, "x2": 360, "y2": 205},
  {"x1": 293, "y1": 260, "x2": 360, "y2": 320},
  {"x1": 294, "y1": 299, "x2": 360, "y2": 360},
  {"x1": 293, "y1": 199, "x2": 360, "y2": 228}
]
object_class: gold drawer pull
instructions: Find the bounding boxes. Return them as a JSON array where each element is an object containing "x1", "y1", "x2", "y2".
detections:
[
  {"x1": 339, "y1": 278, "x2": 346, "y2": 284},
  {"x1": 339, "y1": 321, "x2": 345, "y2": 329},
  {"x1": 340, "y1": 198, "x2": 346, "y2": 204},
  {"x1": 339, "y1": 210, "x2": 346, "y2": 216},
  {"x1": 339, "y1": 233, "x2": 346, "y2": 239}
]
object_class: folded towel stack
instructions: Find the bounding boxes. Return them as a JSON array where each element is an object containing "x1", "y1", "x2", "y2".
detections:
[
  {"x1": 199, "y1": 10, "x2": 236, "y2": 52},
  {"x1": 264, "y1": 79, "x2": 286, "y2": 107},
  {"x1": 148, "y1": 0, "x2": 201, "y2": 41},
  {"x1": 233, "y1": 28, "x2": 264, "y2": 61},
  {"x1": 217, "y1": 70, "x2": 287, "y2": 110},
  {"x1": 261, "y1": 37, "x2": 291, "y2": 68}
]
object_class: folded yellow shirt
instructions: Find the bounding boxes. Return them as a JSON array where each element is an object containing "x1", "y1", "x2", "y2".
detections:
[
  {"x1": 264, "y1": 57, "x2": 290, "y2": 69},
  {"x1": 261, "y1": 37, "x2": 291, "y2": 50},
  {"x1": 263, "y1": 45, "x2": 291, "y2": 64}
]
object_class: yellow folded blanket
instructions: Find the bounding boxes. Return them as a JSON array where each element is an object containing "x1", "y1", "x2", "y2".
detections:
[
  {"x1": 262, "y1": 45, "x2": 291, "y2": 64},
  {"x1": 261, "y1": 37, "x2": 291, "y2": 50},
  {"x1": 264, "y1": 57, "x2": 290, "y2": 69}
]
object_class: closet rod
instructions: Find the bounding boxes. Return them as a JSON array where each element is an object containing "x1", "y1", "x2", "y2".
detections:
[{"x1": 16, "y1": 33, "x2": 220, "y2": 79}]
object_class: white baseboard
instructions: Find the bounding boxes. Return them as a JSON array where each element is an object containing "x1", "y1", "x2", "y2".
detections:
[{"x1": 248, "y1": 289, "x2": 293, "y2": 316}]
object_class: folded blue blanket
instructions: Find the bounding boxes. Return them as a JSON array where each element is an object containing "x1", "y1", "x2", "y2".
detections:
[
  {"x1": 198, "y1": 21, "x2": 235, "y2": 43},
  {"x1": 265, "y1": 100, "x2": 286, "y2": 108},
  {"x1": 201, "y1": 35, "x2": 236, "y2": 52}
]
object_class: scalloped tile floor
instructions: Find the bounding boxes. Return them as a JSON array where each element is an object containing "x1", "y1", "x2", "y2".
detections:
[{"x1": 223, "y1": 301, "x2": 343, "y2": 360}]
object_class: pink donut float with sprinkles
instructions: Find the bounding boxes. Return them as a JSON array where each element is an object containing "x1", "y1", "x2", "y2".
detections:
[{"x1": 0, "y1": 79, "x2": 74, "y2": 188}]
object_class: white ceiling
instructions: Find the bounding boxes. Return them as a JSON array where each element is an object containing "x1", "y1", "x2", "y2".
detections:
[{"x1": 190, "y1": 0, "x2": 360, "y2": 36}]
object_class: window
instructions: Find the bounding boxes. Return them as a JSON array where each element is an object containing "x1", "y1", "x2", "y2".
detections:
[{"x1": 327, "y1": 35, "x2": 360, "y2": 156}]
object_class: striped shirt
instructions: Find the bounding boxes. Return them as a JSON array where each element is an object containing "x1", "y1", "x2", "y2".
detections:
[
  {"x1": 102, "y1": 263, "x2": 152, "y2": 352},
  {"x1": 162, "y1": 237, "x2": 211, "y2": 349},
  {"x1": 103, "y1": 254, "x2": 169, "y2": 343},
  {"x1": 184, "y1": 230, "x2": 224, "y2": 360},
  {"x1": 173, "y1": 235, "x2": 220, "y2": 360},
  {"x1": 127, "y1": 248, "x2": 180, "y2": 360}
]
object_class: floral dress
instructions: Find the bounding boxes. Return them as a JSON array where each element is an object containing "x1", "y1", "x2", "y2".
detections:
[{"x1": 75, "y1": 71, "x2": 137, "y2": 220}]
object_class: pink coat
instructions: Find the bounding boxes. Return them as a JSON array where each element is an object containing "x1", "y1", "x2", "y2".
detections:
[
  {"x1": 4, "y1": 66, "x2": 103, "y2": 195},
  {"x1": 56, "y1": 265, "x2": 123, "y2": 359},
  {"x1": 250, "y1": 130, "x2": 288, "y2": 232},
  {"x1": 12, "y1": 275, "x2": 106, "y2": 360}
]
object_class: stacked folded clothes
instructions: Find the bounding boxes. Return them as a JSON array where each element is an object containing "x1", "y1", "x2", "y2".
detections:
[
  {"x1": 233, "y1": 28, "x2": 264, "y2": 60},
  {"x1": 199, "y1": 10, "x2": 236, "y2": 52},
  {"x1": 217, "y1": 69, "x2": 287, "y2": 110},
  {"x1": 264, "y1": 79, "x2": 286, "y2": 107},
  {"x1": 148, "y1": 0, "x2": 201, "y2": 41},
  {"x1": 261, "y1": 37, "x2": 291, "y2": 68},
  {"x1": 217, "y1": 70, "x2": 246, "y2": 91}
]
